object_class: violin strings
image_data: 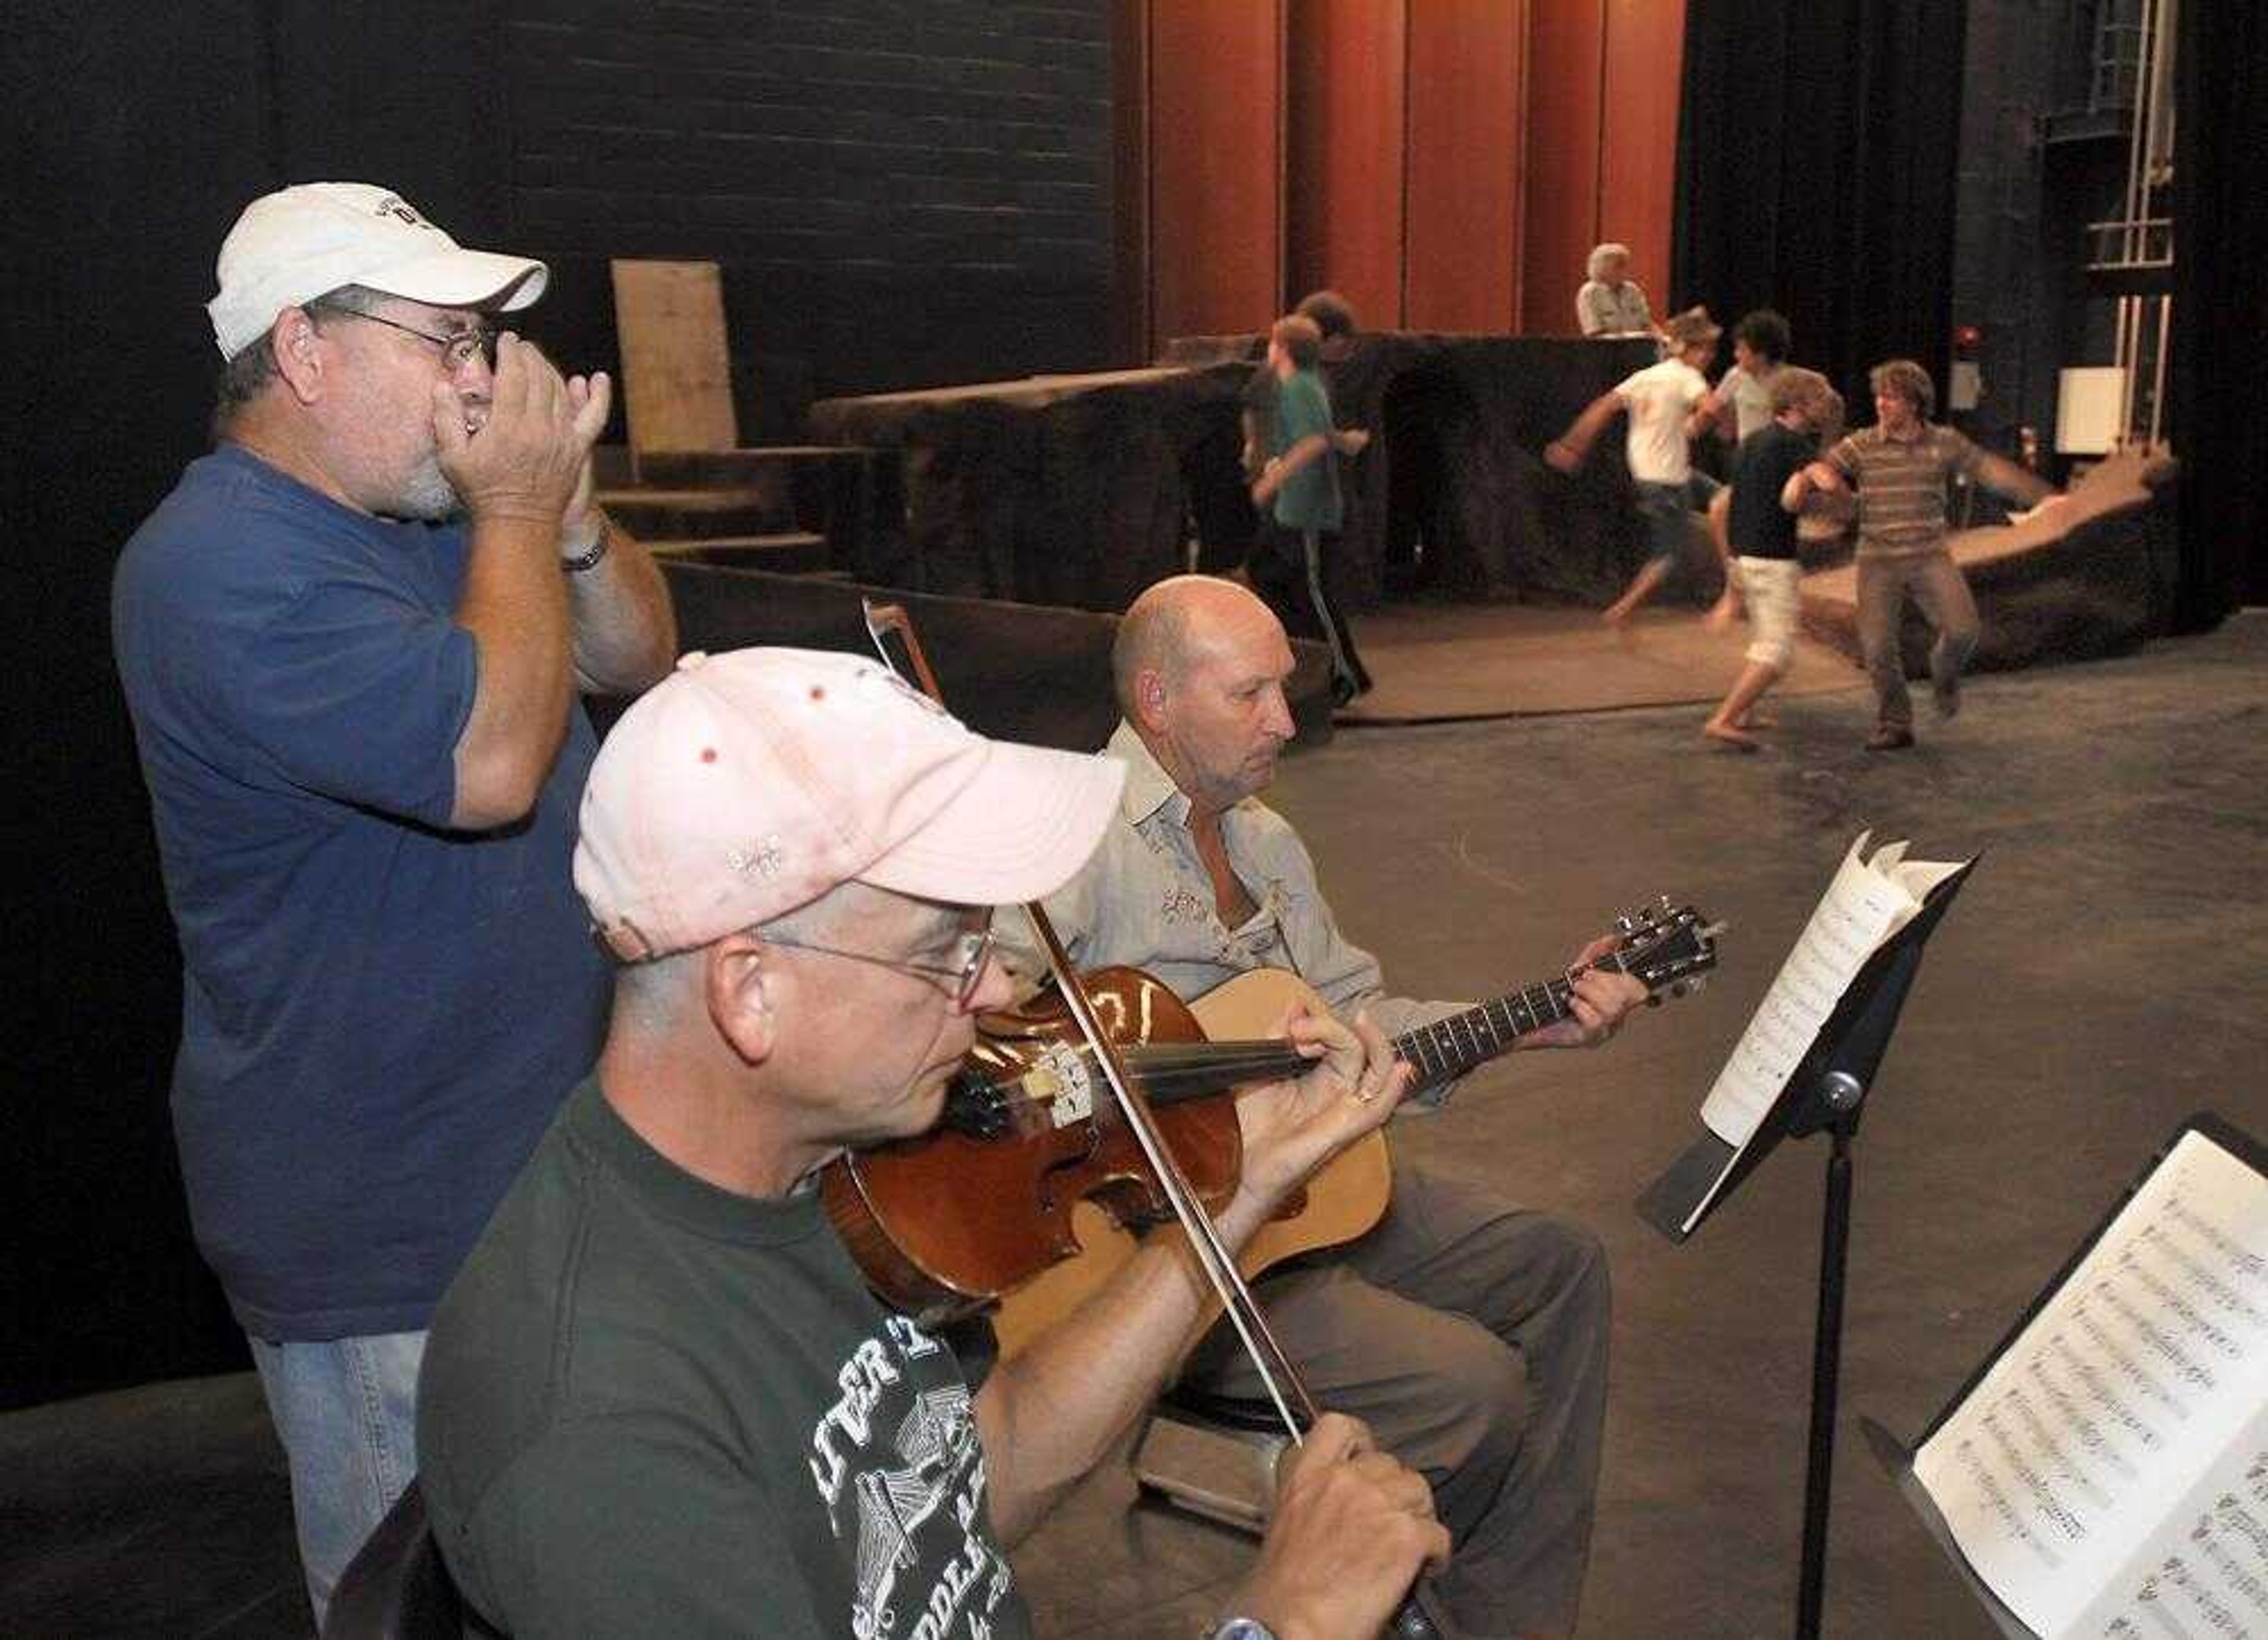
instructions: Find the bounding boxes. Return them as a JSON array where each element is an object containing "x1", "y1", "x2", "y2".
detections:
[{"x1": 971, "y1": 1052, "x2": 1308, "y2": 1114}]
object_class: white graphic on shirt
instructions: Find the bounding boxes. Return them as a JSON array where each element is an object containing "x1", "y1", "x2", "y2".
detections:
[{"x1": 807, "y1": 1316, "x2": 1015, "y2": 1640}]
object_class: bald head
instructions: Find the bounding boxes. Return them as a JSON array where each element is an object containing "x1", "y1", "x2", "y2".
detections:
[
  {"x1": 1113, "y1": 576, "x2": 1283, "y2": 716},
  {"x1": 1115, "y1": 577, "x2": 1297, "y2": 814}
]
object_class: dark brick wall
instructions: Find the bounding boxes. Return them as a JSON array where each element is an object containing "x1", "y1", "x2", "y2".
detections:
[{"x1": 500, "y1": 1, "x2": 1115, "y2": 424}]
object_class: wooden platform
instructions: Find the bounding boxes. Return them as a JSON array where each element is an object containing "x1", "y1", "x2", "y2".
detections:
[{"x1": 805, "y1": 336, "x2": 1656, "y2": 611}]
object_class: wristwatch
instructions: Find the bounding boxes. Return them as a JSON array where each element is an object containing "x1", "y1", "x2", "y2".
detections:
[{"x1": 1210, "y1": 1620, "x2": 1277, "y2": 1640}]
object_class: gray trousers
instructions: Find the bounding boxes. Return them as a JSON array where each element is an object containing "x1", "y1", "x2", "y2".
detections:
[
  {"x1": 1856, "y1": 549, "x2": 1980, "y2": 729},
  {"x1": 1184, "y1": 1156, "x2": 1611, "y2": 1637}
]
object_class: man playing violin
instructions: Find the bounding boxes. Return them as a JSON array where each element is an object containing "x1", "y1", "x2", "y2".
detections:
[
  {"x1": 415, "y1": 646, "x2": 1450, "y2": 1639},
  {"x1": 999, "y1": 575, "x2": 1648, "y2": 1637}
]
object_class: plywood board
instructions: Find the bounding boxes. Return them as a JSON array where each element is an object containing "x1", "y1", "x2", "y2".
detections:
[{"x1": 610, "y1": 259, "x2": 739, "y2": 460}]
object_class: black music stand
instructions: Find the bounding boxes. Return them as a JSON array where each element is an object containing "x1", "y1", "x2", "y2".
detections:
[{"x1": 1636, "y1": 859, "x2": 1976, "y2": 1640}]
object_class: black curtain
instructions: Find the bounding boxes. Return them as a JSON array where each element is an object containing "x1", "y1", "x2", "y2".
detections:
[
  {"x1": 2168, "y1": 0, "x2": 2262, "y2": 624},
  {"x1": 1, "y1": 1, "x2": 506, "y2": 1411},
  {"x1": 1672, "y1": 0, "x2": 1967, "y2": 423},
  {"x1": 4, "y1": 4, "x2": 272, "y2": 1412}
]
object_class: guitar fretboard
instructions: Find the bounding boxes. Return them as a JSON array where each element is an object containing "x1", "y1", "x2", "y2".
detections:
[{"x1": 1392, "y1": 951, "x2": 1632, "y2": 1093}]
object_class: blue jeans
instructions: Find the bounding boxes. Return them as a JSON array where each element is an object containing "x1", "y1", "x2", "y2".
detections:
[
  {"x1": 248, "y1": 1330, "x2": 425, "y2": 1630},
  {"x1": 1634, "y1": 473, "x2": 1720, "y2": 568}
]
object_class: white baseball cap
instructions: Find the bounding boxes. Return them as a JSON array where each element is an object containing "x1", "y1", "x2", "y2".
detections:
[
  {"x1": 207, "y1": 182, "x2": 548, "y2": 358},
  {"x1": 575, "y1": 648, "x2": 1126, "y2": 962}
]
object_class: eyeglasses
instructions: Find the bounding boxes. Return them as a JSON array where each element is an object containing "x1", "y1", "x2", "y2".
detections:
[
  {"x1": 314, "y1": 305, "x2": 497, "y2": 373},
  {"x1": 764, "y1": 919, "x2": 998, "y2": 1009}
]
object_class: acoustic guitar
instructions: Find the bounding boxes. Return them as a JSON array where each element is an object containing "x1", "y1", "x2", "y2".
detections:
[{"x1": 988, "y1": 900, "x2": 1720, "y2": 1356}]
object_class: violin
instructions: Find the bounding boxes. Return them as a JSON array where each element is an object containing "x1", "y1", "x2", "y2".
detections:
[
  {"x1": 828, "y1": 896, "x2": 1722, "y2": 1330},
  {"x1": 822, "y1": 964, "x2": 1335, "y2": 1323}
]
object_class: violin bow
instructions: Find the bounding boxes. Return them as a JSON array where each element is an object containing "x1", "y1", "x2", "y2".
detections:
[{"x1": 862, "y1": 602, "x2": 1458, "y2": 1640}]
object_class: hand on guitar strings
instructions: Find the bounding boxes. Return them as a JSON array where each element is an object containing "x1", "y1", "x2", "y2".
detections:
[{"x1": 1230, "y1": 1006, "x2": 1409, "y2": 1218}]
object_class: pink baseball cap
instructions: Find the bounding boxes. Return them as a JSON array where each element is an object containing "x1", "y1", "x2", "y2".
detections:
[
  {"x1": 208, "y1": 183, "x2": 548, "y2": 358},
  {"x1": 575, "y1": 648, "x2": 1126, "y2": 961}
]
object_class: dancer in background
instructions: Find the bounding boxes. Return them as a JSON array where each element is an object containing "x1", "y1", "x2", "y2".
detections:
[
  {"x1": 1241, "y1": 289, "x2": 1362, "y2": 484},
  {"x1": 1249, "y1": 313, "x2": 1373, "y2": 704},
  {"x1": 1788, "y1": 359, "x2": 2062, "y2": 750},
  {"x1": 1547, "y1": 307, "x2": 1724, "y2": 627},
  {"x1": 1702, "y1": 367, "x2": 1838, "y2": 750},
  {"x1": 1701, "y1": 309, "x2": 1793, "y2": 627}
]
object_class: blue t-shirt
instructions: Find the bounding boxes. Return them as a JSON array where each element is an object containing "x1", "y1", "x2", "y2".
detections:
[{"x1": 112, "y1": 445, "x2": 611, "y2": 1340}]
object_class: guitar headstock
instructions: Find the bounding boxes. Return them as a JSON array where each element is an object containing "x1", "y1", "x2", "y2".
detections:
[{"x1": 1609, "y1": 898, "x2": 1725, "y2": 999}]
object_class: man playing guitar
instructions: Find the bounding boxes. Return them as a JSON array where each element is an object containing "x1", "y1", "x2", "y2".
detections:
[{"x1": 996, "y1": 575, "x2": 1651, "y2": 1638}]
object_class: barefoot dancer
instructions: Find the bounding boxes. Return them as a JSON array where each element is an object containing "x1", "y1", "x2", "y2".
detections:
[{"x1": 1703, "y1": 367, "x2": 1836, "y2": 750}]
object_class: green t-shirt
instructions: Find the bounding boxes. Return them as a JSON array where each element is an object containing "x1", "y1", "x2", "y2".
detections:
[
  {"x1": 418, "y1": 1076, "x2": 1032, "y2": 1639},
  {"x1": 1270, "y1": 367, "x2": 1344, "y2": 532}
]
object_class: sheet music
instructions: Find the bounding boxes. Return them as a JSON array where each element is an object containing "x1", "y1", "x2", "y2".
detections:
[
  {"x1": 1699, "y1": 834, "x2": 1940, "y2": 1148},
  {"x1": 1914, "y1": 1130, "x2": 2268, "y2": 1638},
  {"x1": 2080, "y1": 1414, "x2": 2268, "y2": 1639}
]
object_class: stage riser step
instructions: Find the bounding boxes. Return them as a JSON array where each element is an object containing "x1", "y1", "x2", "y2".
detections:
[
  {"x1": 598, "y1": 489, "x2": 793, "y2": 539},
  {"x1": 635, "y1": 446, "x2": 872, "y2": 493},
  {"x1": 638, "y1": 532, "x2": 832, "y2": 574}
]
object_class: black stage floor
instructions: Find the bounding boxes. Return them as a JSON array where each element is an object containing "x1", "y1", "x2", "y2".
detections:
[{"x1": 7, "y1": 613, "x2": 2265, "y2": 1638}]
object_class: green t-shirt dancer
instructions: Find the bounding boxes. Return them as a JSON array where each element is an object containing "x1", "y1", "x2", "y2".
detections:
[{"x1": 1249, "y1": 313, "x2": 1372, "y2": 704}]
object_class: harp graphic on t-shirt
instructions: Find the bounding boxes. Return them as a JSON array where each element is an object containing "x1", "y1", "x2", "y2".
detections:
[{"x1": 849, "y1": 1383, "x2": 986, "y2": 1633}]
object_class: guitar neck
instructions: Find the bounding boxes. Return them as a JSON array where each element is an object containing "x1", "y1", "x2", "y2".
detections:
[
  {"x1": 1391, "y1": 950, "x2": 1632, "y2": 1096},
  {"x1": 1129, "y1": 951, "x2": 1640, "y2": 1109}
]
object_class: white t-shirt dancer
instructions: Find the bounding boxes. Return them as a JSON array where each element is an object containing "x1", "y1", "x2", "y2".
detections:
[{"x1": 1614, "y1": 358, "x2": 1710, "y2": 483}]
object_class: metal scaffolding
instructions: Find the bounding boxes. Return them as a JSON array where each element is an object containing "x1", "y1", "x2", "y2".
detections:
[{"x1": 2083, "y1": 0, "x2": 2176, "y2": 447}]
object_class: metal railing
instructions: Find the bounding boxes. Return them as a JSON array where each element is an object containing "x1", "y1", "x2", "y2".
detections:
[{"x1": 2086, "y1": 215, "x2": 2173, "y2": 273}]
